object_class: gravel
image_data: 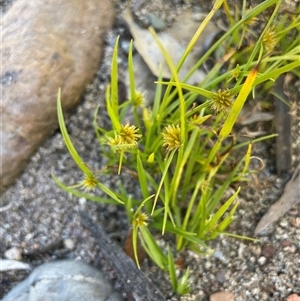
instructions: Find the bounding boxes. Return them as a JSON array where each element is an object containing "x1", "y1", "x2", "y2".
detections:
[{"x1": 1, "y1": 1, "x2": 300, "y2": 300}]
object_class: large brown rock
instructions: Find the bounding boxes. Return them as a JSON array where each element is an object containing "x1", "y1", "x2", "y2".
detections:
[{"x1": 0, "y1": 0, "x2": 114, "y2": 191}]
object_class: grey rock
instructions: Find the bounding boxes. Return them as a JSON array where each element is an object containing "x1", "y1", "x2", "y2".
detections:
[
  {"x1": 147, "y1": 13, "x2": 166, "y2": 31},
  {"x1": 0, "y1": 0, "x2": 114, "y2": 191},
  {"x1": 2, "y1": 260, "x2": 123, "y2": 301},
  {"x1": 123, "y1": 8, "x2": 220, "y2": 93}
]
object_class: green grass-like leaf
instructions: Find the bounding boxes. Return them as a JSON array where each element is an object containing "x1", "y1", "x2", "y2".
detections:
[
  {"x1": 52, "y1": 174, "x2": 123, "y2": 205},
  {"x1": 54, "y1": 1, "x2": 299, "y2": 295},
  {"x1": 57, "y1": 89, "x2": 92, "y2": 176}
]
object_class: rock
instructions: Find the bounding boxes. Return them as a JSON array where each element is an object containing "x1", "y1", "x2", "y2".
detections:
[
  {"x1": 281, "y1": 239, "x2": 292, "y2": 247},
  {"x1": 123, "y1": 8, "x2": 220, "y2": 85},
  {"x1": 213, "y1": 250, "x2": 227, "y2": 263},
  {"x1": 286, "y1": 294, "x2": 300, "y2": 301},
  {"x1": 1, "y1": 260, "x2": 123, "y2": 301},
  {"x1": 4, "y1": 247, "x2": 23, "y2": 260},
  {"x1": 261, "y1": 244, "x2": 276, "y2": 259},
  {"x1": 167, "y1": 9, "x2": 220, "y2": 60},
  {"x1": 215, "y1": 271, "x2": 226, "y2": 284},
  {"x1": 147, "y1": 13, "x2": 166, "y2": 31},
  {"x1": 0, "y1": 259, "x2": 31, "y2": 272},
  {"x1": 125, "y1": 53, "x2": 159, "y2": 107},
  {"x1": 291, "y1": 216, "x2": 300, "y2": 228},
  {"x1": 123, "y1": 8, "x2": 220, "y2": 107},
  {"x1": 63, "y1": 238, "x2": 76, "y2": 250},
  {"x1": 210, "y1": 291, "x2": 235, "y2": 301},
  {"x1": 0, "y1": 0, "x2": 114, "y2": 191},
  {"x1": 257, "y1": 256, "x2": 267, "y2": 266}
]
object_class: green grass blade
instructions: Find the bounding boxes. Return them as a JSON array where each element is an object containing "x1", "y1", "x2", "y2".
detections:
[
  {"x1": 137, "y1": 151, "x2": 150, "y2": 201},
  {"x1": 128, "y1": 39, "x2": 136, "y2": 105},
  {"x1": 156, "y1": 82, "x2": 214, "y2": 98},
  {"x1": 52, "y1": 174, "x2": 122, "y2": 205},
  {"x1": 176, "y1": 0, "x2": 224, "y2": 74},
  {"x1": 167, "y1": 245, "x2": 177, "y2": 291},
  {"x1": 96, "y1": 181, "x2": 124, "y2": 204},
  {"x1": 132, "y1": 227, "x2": 140, "y2": 268},
  {"x1": 140, "y1": 227, "x2": 168, "y2": 270},
  {"x1": 106, "y1": 84, "x2": 121, "y2": 132},
  {"x1": 176, "y1": 267, "x2": 190, "y2": 295},
  {"x1": 111, "y1": 36, "x2": 120, "y2": 119},
  {"x1": 151, "y1": 149, "x2": 176, "y2": 215},
  {"x1": 203, "y1": 65, "x2": 259, "y2": 172},
  {"x1": 204, "y1": 187, "x2": 240, "y2": 233},
  {"x1": 151, "y1": 221, "x2": 209, "y2": 249},
  {"x1": 57, "y1": 89, "x2": 92, "y2": 176}
]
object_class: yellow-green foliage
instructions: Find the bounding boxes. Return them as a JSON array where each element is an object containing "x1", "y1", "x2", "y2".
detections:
[{"x1": 54, "y1": 0, "x2": 300, "y2": 294}]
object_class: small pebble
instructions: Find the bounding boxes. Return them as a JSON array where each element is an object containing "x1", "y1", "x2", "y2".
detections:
[
  {"x1": 120, "y1": 39, "x2": 131, "y2": 54},
  {"x1": 285, "y1": 245, "x2": 297, "y2": 254},
  {"x1": 291, "y1": 217, "x2": 300, "y2": 227},
  {"x1": 257, "y1": 256, "x2": 267, "y2": 266},
  {"x1": 247, "y1": 261, "x2": 256, "y2": 272},
  {"x1": 4, "y1": 247, "x2": 22, "y2": 260},
  {"x1": 210, "y1": 291, "x2": 235, "y2": 301},
  {"x1": 147, "y1": 13, "x2": 166, "y2": 31},
  {"x1": 0, "y1": 259, "x2": 31, "y2": 272},
  {"x1": 78, "y1": 197, "x2": 87, "y2": 207},
  {"x1": 63, "y1": 238, "x2": 76, "y2": 250},
  {"x1": 251, "y1": 288, "x2": 260, "y2": 295},
  {"x1": 171, "y1": 0, "x2": 183, "y2": 4},
  {"x1": 288, "y1": 208, "x2": 298, "y2": 216},
  {"x1": 261, "y1": 284, "x2": 275, "y2": 294},
  {"x1": 215, "y1": 271, "x2": 226, "y2": 283},
  {"x1": 287, "y1": 294, "x2": 300, "y2": 301},
  {"x1": 281, "y1": 239, "x2": 292, "y2": 247},
  {"x1": 279, "y1": 220, "x2": 289, "y2": 228},
  {"x1": 261, "y1": 244, "x2": 276, "y2": 258},
  {"x1": 249, "y1": 244, "x2": 261, "y2": 256},
  {"x1": 213, "y1": 250, "x2": 227, "y2": 263},
  {"x1": 204, "y1": 261, "x2": 212, "y2": 270},
  {"x1": 192, "y1": 12, "x2": 207, "y2": 22}
]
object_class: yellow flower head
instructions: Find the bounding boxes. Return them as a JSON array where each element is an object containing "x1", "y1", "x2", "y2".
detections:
[
  {"x1": 80, "y1": 174, "x2": 98, "y2": 191},
  {"x1": 119, "y1": 123, "x2": 141, "y2": 144},
  {"x1": 162, "y1": 124, "x2": 181, "y2": 152},
  {"x1": 108, "y1": 123, "x2": 141, "y2": 152},
  {"x1": 132, "y1": 212, "x2": 149, "y2": 228},
  {"x1": 131, "y1": 91, "x2": 145, "y2": 107},
  {"x1": 211, "y1": 89, "x2": 233, "y2": 114},
  {"x1": 245, "y1": 8, "x2": 259, "y2": 27},
  {"x1": 262, "y1": 27, "x2": 277, "y2": 52},
  {"x1": 231, "y1": 64, "x2": 241, "y2": 81}
]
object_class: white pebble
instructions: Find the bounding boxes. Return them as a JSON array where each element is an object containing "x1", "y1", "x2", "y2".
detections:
[
  {"x1": 63, "y1": 238, "x2": 76, "y2": 250},
  {"x1": 0, "y1": 259, "x2": 30, "y2": 271},
  {"x1": 258, "y1": 256, "x2": 267, "y2": 266},
  {"x1": 78, "y1": 197, "x2": 86, "y2": 207},
  {"x1": 4, "y1": 247, "x2": 22, "y2": 260},
  {"x1": 204, "y1": 261, "x2": 211, "y2": 269}
]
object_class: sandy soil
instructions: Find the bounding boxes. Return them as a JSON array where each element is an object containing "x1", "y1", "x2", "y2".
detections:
[{"x1": 1, "y1": 1, "x2": 299, "y2": 300}]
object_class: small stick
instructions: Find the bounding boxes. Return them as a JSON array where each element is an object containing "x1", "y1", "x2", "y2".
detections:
[{"x1": 80, "y1": 211, "x2": 166, "y2": 301}]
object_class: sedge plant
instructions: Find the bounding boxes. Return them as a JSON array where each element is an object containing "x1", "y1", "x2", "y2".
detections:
[{"x1": 54, "y1": 0, "x2": 300, "y2": 294}]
